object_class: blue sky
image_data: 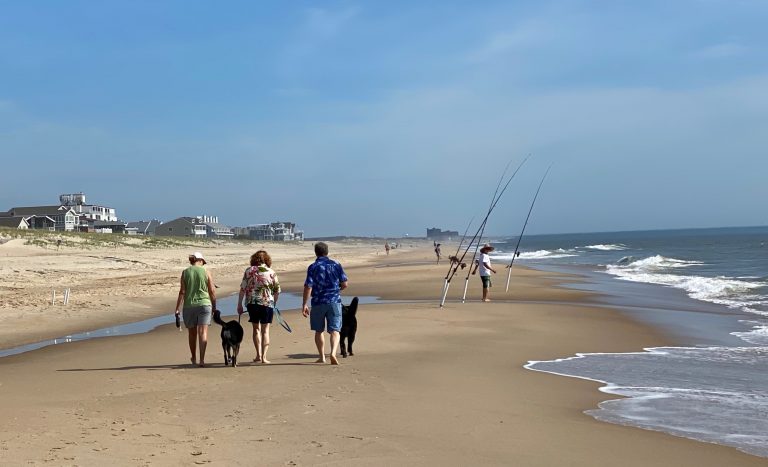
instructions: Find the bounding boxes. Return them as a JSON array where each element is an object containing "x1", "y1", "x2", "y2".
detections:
[{"x1": 1, "y1": 1, "x2": 767, "y2": 237}]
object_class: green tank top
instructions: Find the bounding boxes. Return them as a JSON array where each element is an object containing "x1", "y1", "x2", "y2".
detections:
[{"x1": 182, "y1": 265, "x2": 211, "y2": 307}]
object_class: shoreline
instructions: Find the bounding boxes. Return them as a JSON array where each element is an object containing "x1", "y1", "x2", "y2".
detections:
[{"x1": 1, "y1": 245, "x2": 764, "y2": 464}]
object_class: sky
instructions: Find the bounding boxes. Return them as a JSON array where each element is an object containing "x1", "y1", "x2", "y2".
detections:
[{"x1": 1, "y1": 0, "x2": 767, "y2": 237}]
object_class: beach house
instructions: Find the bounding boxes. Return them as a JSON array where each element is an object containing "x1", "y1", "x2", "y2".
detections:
[
  {"x1": 154, "y1": 216, "x2": 233, "y2": 238},
  {"x1": 1, "y1": 206, "x2": 78, "y2": 231},
  {"x1": 126, "y1": 220, "x2": 162, "y2": 236},
  {"x1": 154, "y1": 217, "x2": 208, "y2": 238},
  {"x1": 59, "y1": 193, "x2": 118, "y2": 222}
]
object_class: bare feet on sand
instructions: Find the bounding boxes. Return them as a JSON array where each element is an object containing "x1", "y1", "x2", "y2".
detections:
[
  {"x1": 253, "y1": 357, "x2": 261, "y2": 363},
  {"x1": 315, "y1": 358, "x2": 326, "y2": 363},
  {"x1": 261, "y1": 358, "x2": 271, "y2": 364},
  {"x1": 483, "y1": 299, "x2": 491, "y2": 302},
  {"x1": 190, "y1": 357, "x2": 197, "y2": 366},
  {"x1": 329, "y1": 355, "x2": 339, "y2": 365}
]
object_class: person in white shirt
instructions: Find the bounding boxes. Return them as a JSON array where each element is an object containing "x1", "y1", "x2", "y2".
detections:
[{"x1": 472, "y1": 243, "x2": 497, "y2": 302}]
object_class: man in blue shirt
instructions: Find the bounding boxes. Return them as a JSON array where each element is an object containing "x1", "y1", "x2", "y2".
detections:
[{"x1": 302, "y1": 242, "x2": 349, "y2": 365}]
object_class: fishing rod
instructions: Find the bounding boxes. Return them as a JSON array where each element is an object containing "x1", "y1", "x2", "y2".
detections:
[
  {"x1": 441, "y1": 159, "x2": 513, "y2": 279},
  {"x1": 439, "y1": 160, "x2": 514, "y2": 303},
  {"x1": 505, "y1": 165, "x2": 552, "y2": 293},
  {"x1": 452, "y1": 215, "x2": 476, "y2": 263},
  {"x1": 460, "y1": 157, "x2": 532, "y2": 302},
  {"x1": 439, "y1": 156, "x2": 529, "y2": 307},
  {"x1": 460, "y1": 196, "x2": 498, "y2": 303},
  {"x1": 437, "y1": 215, "x2": 475, "y2": 302}
]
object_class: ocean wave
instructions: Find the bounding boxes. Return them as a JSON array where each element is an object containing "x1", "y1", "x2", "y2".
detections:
[
  {"x1": 732, "y1": 321, "x2": 768, "y2": 346},
  {"x1": 607, "y1": 257, "x2": 766, "y2": 312},
  {"x1": 582, "y1": 244, "x2": 629, "y2": 251},
  {"x1": 491, "y1": 249, "x2": 579, "y2": 260},
  {"x1": 608, "y1": 254, "x2": 703, "y2": 272}
]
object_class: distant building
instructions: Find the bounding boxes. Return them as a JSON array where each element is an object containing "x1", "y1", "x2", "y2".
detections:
[
  {"x1": 155, "y1": 216, "x2": 233, "y2": 238},
  {"x1": 59, "y1": 193, "x2": 118, "y2": 222},
  {"x1": 3, "y1": 206, "x2": 78, "y2": 231},
  {"x1": 1, "y1": 193, "x2": 119, "y2": 232},
  {"x1": 427, "y1": 227, "x2": 459, "y2": 241},
  {"x1": 24, "y1": 215, "x2": 56, "y2": 230},
  {"x1": 204, "y1": 223, "x2": 234, "y2": 238},
  {"x1": 155, "y1": 217, "x2": 208, "y2": 238},
  {"x1": 239, "y1": 222, "x2": 304, "y2": 241},
  {"x1": 85, "y1": 220, "x2": 127, "y2": 234},
  {"x1": 126, "y1": 220, "x2": 162, "y2": 236},
  {"x1": 0, "y1": 216, "x2": 29, "y2": 230}
]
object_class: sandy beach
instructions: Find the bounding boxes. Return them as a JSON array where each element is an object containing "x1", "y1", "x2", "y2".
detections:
[{"x1": 0, "y1": 239, "x2": 764, "y2": 465}]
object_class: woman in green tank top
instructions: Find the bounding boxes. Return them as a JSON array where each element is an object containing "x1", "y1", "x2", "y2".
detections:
[{"x1": 175, "y1": 252, "x2": 217, "y2": 367}]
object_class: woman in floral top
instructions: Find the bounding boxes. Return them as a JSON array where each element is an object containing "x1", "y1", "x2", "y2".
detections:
[{"x1": 237, "y1": 250, "x2": 281, "y2": 364}]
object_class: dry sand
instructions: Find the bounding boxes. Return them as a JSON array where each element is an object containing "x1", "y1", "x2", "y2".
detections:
[
  {"x1": 0, "y1": 242, "x2": 764, "y2": 465},
  {"x1": 0, "y1": 235, "x2": 389, "y2": 348}
]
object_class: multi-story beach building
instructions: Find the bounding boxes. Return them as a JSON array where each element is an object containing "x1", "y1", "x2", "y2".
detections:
[
  {"x1": 238, "y1": 222, "x2": 304, "y2": 241},
  {"x1": 59, "y1": 193, "x2": 118, "y2": 222},
  {"x1": 427, "y1": 227, "x2": 459, "y2": 241}
]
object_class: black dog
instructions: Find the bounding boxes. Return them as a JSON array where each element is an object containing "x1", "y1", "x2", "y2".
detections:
[
  {"x1": 340, "y1": 297, "x2": 359, "y2": 358},
  {"x1": 213, "y1": 310, "x2": 244, "y2": 367}
]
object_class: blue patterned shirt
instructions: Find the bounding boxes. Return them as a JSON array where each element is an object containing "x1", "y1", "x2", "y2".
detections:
[{"x1": 304, "y1": 256, "x2": 348, "y2": 306}]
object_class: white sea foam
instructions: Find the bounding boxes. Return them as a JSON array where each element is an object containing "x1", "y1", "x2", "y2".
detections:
[
  {"x1": 732, "y1": 321, "x2": 768, "y2": 346},
  {"x1": 491, "y1": 249, "x2": 578, "y2": 261},
  {"x1": 582, "y1": 244, "x2": 629, "y2": 251},
  {"x1": 603, "y1": 255, "x2": 768, "y2": 313}
]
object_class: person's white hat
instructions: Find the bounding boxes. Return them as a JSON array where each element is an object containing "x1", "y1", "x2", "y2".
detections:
[
  {"x1": 480, "y1": 243, "x2": 495, "y2": 252},
  {"x1": 190, "y1": 251, "x2": 207, "y2": 264}
]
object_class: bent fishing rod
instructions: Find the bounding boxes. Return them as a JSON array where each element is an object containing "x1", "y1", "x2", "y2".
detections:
[
  {"x1": 505, "y1": 165, "x2": 552, "y2": 293},
  {"x1": 460, "y1": 156, "x2": 535, "y2": 302},
  {"x1": 441, "y1": 158, "x2": 515, "y2": 280},
  {"x1": 439, "y1": 160, "x2": 514, "y2": 303},
  {"x1": 439, "y1": 156, "x2": 529, "y2": 307},
  {"x1": 436, "y1": 215, "x2": 475, "y2": 301}
]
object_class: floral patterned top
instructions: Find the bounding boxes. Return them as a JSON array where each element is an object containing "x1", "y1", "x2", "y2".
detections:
[{"x1": 240, "y1": 264, "x2": 281, "y2": 307}]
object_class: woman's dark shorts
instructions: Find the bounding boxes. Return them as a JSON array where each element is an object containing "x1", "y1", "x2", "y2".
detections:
[
  {"x1": 481, "y1": 275, "x2": 492, "y2": 288},
  {"x1": 246, "y1": 303, "x2": 274, "y2": 324}
]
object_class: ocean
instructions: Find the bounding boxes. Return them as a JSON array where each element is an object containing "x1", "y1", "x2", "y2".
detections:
[{"x1": 489, "y1": 226, "x2": 768, "y2": 458}]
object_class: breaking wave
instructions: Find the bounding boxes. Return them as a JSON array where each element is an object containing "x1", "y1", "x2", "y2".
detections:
[
  {"x1": 582, "y1": 244, "x2": 629, "y2": 251},
  {"x1": 606, "y1": 255, "x2": 767, "y2": 313}
]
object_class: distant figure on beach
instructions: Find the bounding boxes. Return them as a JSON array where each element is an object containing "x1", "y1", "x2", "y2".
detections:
[
  {"x1": 385, "y1": 242, "x2": 390, "y2": 255},
  {"x1": 472, "y1": 243, "x2": 497, "y2": 302},
  {"x1": 175, "y1": 252, "x2": 216, "y2": 367},
  {"x1": 56, "y1": 239, "x2": 61, "y2": 250},
  {"x1": 302, "y1": 242, "x2": 348, "y2": 365},
  {"x1": 434, "y1": 243, "x2": 442, "y2": 263},
  {"x1": 237, "y1": 250, "x2": 281, "y2": 364}
]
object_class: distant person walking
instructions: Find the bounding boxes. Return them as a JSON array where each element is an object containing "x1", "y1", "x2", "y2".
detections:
[
  {"x1": 385, "y1": 242, "x2": 390, "y2": 255},
  {"x1": 472, "y1": 243, "x2": 497, "y2": 302},
  {"x1": 302, "y1": 242, "x2": 348, "y2": 365},
  {"x1": 175, "y1": 252, "x2": 216, "y2": 367},
  {"x1": 434, "y1": 243, "x2": 442, "y2": 263},
  {"x1": 237, "y1": 250, "x2": 281, "y2": 364}
]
